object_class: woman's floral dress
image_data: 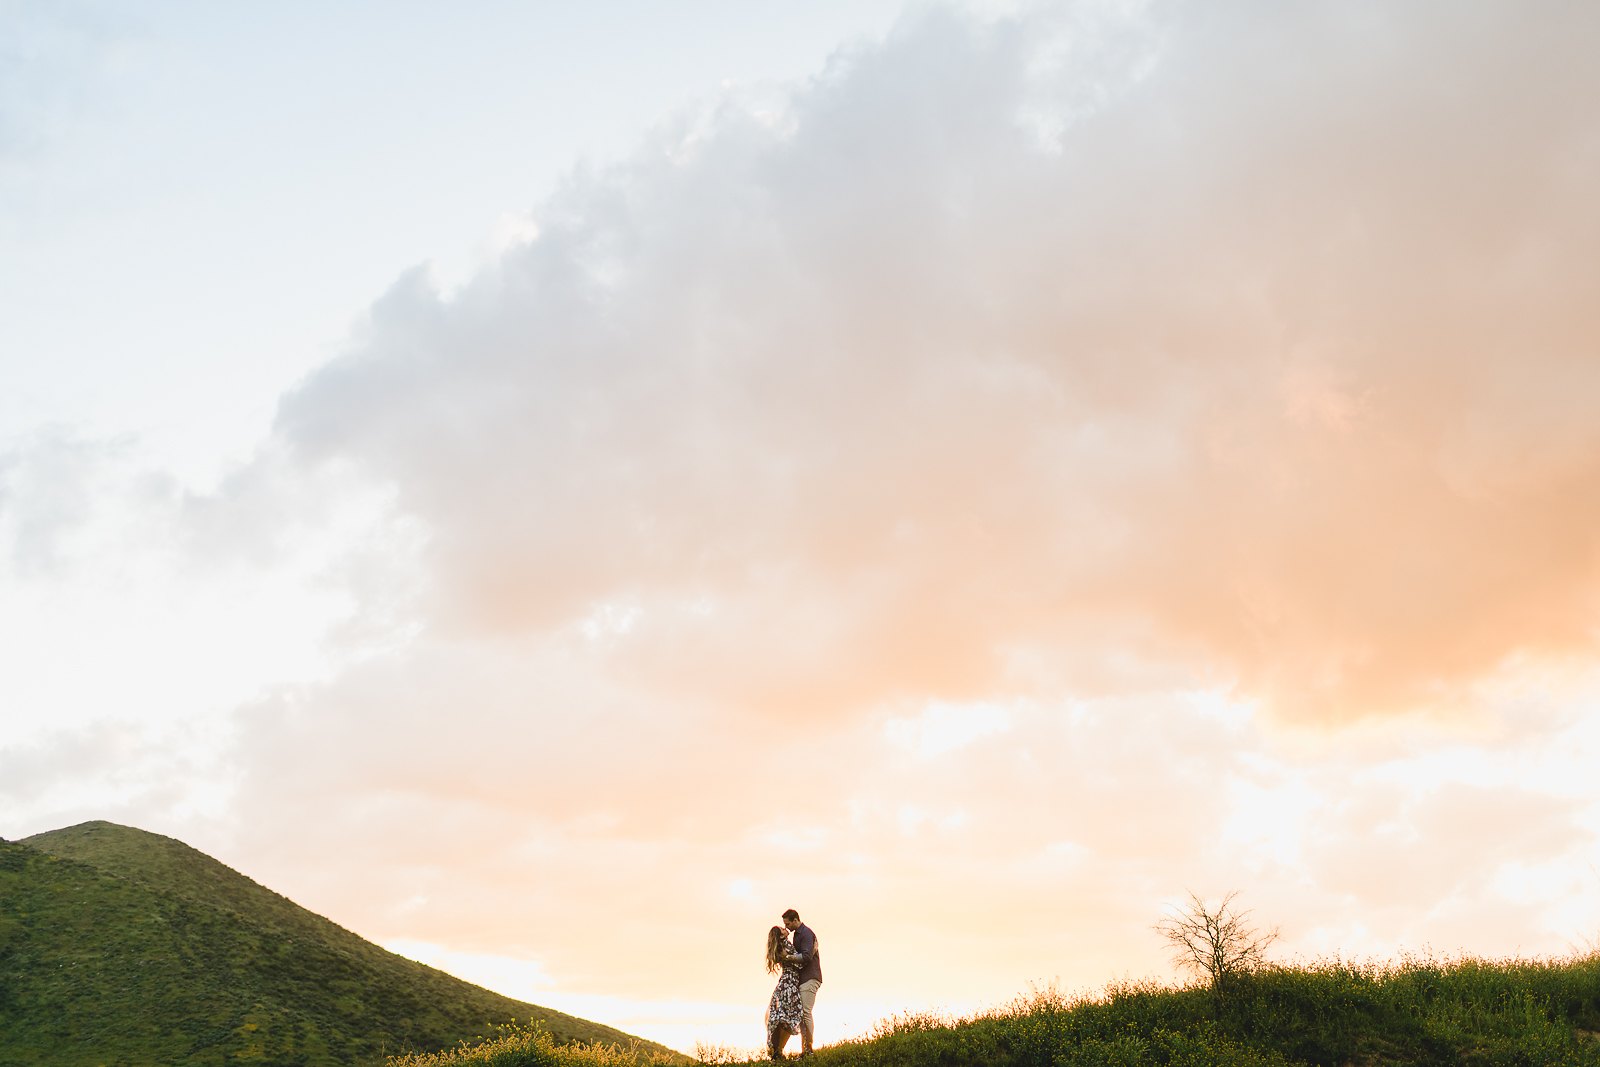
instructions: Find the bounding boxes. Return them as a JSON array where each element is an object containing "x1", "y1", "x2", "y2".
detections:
[{"x1": 767, "y1": 938, "x2": 804, "y2": 1039}]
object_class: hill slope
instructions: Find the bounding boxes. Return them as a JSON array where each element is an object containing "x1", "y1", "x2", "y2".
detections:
[{"x1": 0, "y1": 822, "x2": 679, "y2": 1066}]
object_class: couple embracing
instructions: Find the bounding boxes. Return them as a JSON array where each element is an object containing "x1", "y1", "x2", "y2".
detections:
[{"x1": 764, "y1": 908, "x2": 821, "y2": 1060}]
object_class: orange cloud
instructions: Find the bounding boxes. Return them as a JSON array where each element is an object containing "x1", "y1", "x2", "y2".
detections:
[{"x1": 272, "y1": 2, "x2": 1600, "y2": 727}]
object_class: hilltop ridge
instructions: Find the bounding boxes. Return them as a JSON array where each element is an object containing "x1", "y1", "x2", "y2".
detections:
[{"x1": 24, "y1": 820, "x2": 360, "y2": 946}]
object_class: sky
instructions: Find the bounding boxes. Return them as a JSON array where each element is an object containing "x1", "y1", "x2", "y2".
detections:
[{"x1": 4, "y1": 0, "x2": 1600, "y2": 1055}]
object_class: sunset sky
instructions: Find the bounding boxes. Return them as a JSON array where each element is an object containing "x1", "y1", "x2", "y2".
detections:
[{"x1": 5, "y1": 0, "x2": 1600, "y2": 1055}]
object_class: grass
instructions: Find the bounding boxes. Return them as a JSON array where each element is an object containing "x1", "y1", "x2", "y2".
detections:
[
  {"x1": 0, "y1": 822, "x2": 683, "y2": 1066},
  {"x1": 387, "y1": 1022, "x2": 689, "y2": 1067},
  {"x1": 399, "y1": 953, "x2": 1600, "y2": 1067}
]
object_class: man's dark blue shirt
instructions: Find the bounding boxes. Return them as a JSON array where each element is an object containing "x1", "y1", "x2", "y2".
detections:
[{"x1": 793, "y1": 923, "x2": 823, "y2": 984}]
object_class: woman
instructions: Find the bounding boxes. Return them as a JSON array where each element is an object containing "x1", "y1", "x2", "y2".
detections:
[{"x1": 765, "y1": 925, "x2": 804, "y2": 1060}]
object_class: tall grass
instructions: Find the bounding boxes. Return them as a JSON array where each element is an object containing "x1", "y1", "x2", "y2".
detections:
[
  {"x1": 387, "y1": 1022, "x2": 688, "y2": 1067},
  {"x1": 394, "y1": 951, "x2": 1600, "y2": 1067}
]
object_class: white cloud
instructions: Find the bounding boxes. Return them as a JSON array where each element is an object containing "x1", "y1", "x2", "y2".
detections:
[
  {"x1": 0, "y1": 432, "x2": 408, "y2": 840},
  {"x1": 270, "y1": 0, "x2": 1600, "y2": 727},
  {"x1": 883, "y1": 700, "x2": 1012, "y2": 757}
]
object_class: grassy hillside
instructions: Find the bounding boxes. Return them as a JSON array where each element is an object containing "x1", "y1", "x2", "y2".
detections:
[
  {"x1": 0, "y1": 822, "x2": 683, "y2": 1067},
  {"x1": 410, "y1": 954, "x2": 1600, "y2": 1067}
]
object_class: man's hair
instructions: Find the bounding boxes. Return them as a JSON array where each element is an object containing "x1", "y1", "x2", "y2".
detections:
[{"x1": 782, "y1": 908, "x2": 800, "y2": 922}]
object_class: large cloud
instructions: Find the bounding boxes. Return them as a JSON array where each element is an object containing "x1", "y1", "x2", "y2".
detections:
[{"x1": 272, "y1": 1, "x2": 1600, "y2": 726}]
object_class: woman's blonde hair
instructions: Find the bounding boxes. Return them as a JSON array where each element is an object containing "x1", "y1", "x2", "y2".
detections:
[{"x1": 765, "y1": 926, "x2": 788, "y2": 974}]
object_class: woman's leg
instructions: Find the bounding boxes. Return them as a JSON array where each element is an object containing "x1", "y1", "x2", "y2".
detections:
[{"x1": 770, "y1": 1023, "x2": 792, "y2": 1059}]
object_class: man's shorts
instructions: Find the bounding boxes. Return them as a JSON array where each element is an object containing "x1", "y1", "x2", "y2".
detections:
[{"x1": 799, "y1": 979, "x2": 821, "y2": 1024}]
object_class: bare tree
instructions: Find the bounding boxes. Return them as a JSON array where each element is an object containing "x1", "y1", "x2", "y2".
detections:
[{"x1": 1156, "y1": 890, "x2": 1279, "y2": 990}]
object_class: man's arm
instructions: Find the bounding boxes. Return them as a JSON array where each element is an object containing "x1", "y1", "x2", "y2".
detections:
[{"x1": 793, "y1": 925, "x2": 816, "y2": 961}]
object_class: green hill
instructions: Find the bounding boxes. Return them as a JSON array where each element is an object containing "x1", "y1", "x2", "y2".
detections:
[{"x1": 0, "y1": 821, "x2": 683, "y2": 1066}]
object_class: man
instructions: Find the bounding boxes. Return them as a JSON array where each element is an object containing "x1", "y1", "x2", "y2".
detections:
[{"x1": 782, "y1": 909, "x2": 821, "y2": 1056}]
